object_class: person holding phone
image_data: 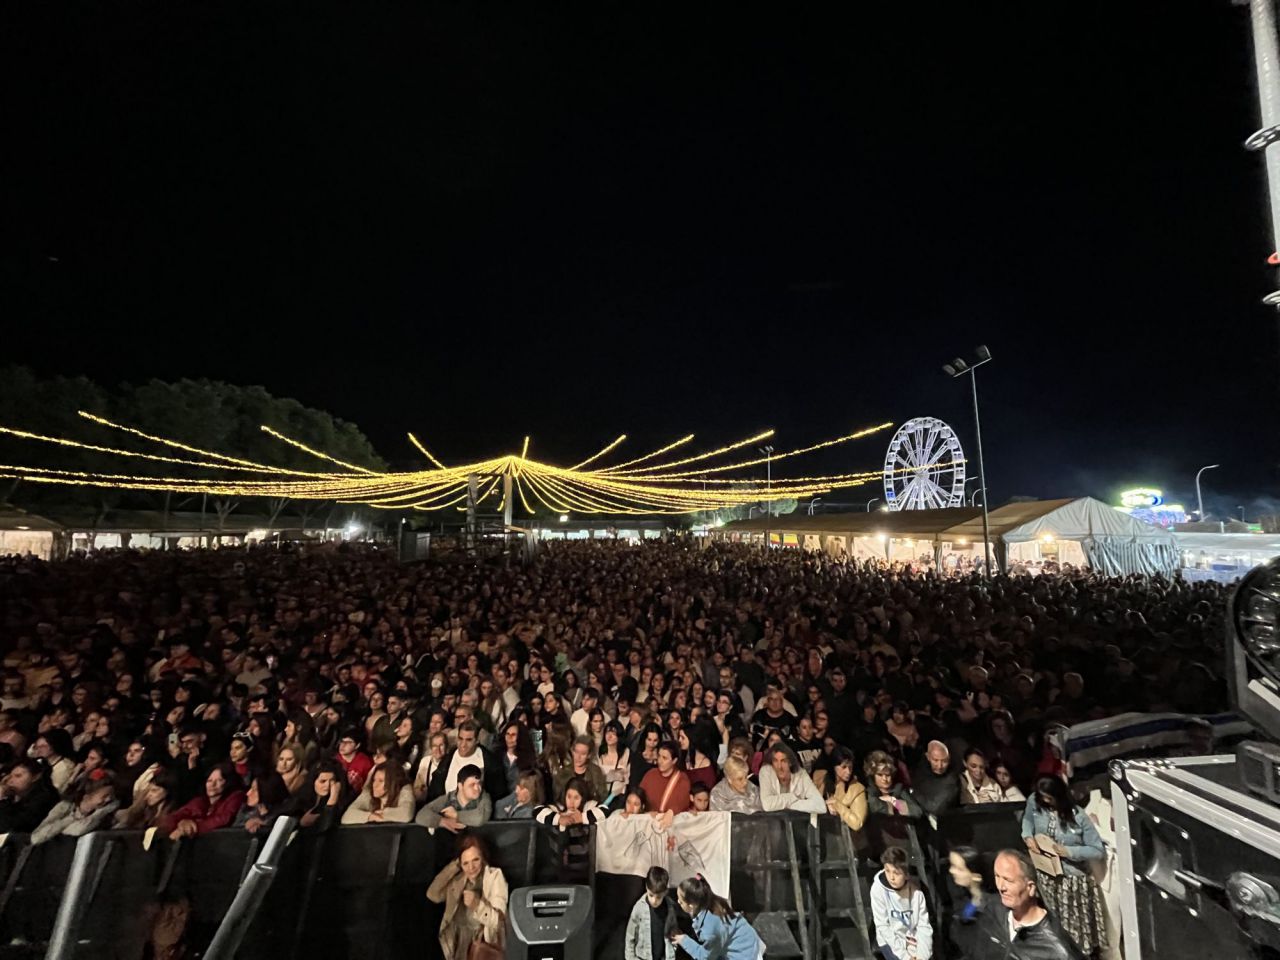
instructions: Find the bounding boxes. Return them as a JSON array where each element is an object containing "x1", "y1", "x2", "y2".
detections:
[{"x1": 671, "y1": 875, "x2": 762, "y2": 960}]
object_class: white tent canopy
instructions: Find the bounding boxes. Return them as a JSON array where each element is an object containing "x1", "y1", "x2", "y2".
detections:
[
  {"x1": 719, "y1": 496, "x2": 1179, "y2": 577},
  {"x1": 973, "y1": 496, "x2": 1178, "y2": 577}
]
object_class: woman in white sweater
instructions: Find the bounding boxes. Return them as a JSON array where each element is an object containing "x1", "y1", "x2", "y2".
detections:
[{"x1": 757, "y1": 743, "x2": 826, "y2": 814}]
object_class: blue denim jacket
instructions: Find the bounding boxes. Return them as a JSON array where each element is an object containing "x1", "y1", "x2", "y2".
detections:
[{"x1": 1021, "y1": 796, "x2": 1105, "y2": 877}]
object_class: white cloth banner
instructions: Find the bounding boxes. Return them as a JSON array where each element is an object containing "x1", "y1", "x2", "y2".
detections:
[{"x1": 594, "y1": 811, "x2": 731, "y2": 896}]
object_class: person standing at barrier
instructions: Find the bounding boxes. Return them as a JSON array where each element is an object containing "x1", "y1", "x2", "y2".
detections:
[
  {"x1": 30, "y1": 767, "x2": 119, "y2": 843},
  {"x1": 625, "y1": 866, "x2": 677, "y2": 960},
  {"x1": 417, "y1": 763, "x2": 492, "y2": 831},
  {"x1": 758, "y1": 742, "x2": 825, "y2": 813},
  {"x1": 912, "y1": 741, "x2": 960, "y2": 821},
  {"x1": 672, "y1": 874, "x2": 764, "y2": 960},
  {"x1": 292, "y1": 761, "x2": 347, "y2": 831},
  {"x1": 986, "y1": 849, "x2": 1083, "y2": 960},
  {"x1": 599, "y1": 720, "x2": 632, "y2": 806},
  {"x1": 818, "y1": 746, "x2": 867, "y2": 832},
  {"x1": 992, "y1": 763, "x2": 1026, "y2": 803},
  {"x1": 234, "y1": 770, "x2": 292, "y2": 834},
  {"x1": 640, "y1": 741, "x2": 691, "y2": 817},
  {"x1": 495, "y1": 769, "x2": 541, "y2": 819},
  {"x1": 871, "y1": 846, "x2": 933, "y2": 960},
  {"x1": 341, "y1": 760, "x2": 415, "y2": 824},
  {"x1": 709, "y1": 755, "x2": 761, "y2": 814},
  {"x1": 554, "y1": 734, "x2": 608, "y2": 803},
  {"x1": 160, "y1": 762, "x2": 245, "y2": 838},
  {"x1": 865, "y1": 750, "x2": 923, "y2": 819},
  {"x1": 960, "y1": 749, "x2": 1004, "y2": 806},
  {"x1": 427, "y1": 834, "x2": 509, "y2": 960},
  {"x1": 1020, "y1": 777, "x2": 1106, "y2": 958},
  {"x1": 115, "y1": 768, "x2": 177, "y2": 829}
]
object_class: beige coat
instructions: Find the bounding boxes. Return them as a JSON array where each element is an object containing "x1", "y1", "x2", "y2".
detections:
[{"x1": 426, "y1": 861, "x2": 508, "y2": 960}]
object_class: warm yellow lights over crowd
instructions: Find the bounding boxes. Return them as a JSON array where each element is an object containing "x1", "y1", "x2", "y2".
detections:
[{"x1": 0, "y1": 412, "x2": 907, "y2": 515}]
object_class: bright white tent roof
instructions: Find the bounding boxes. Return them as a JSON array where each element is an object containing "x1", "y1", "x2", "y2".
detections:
[{"x1": 969, "y1": 496, "x2": 1176, "y2": 545}]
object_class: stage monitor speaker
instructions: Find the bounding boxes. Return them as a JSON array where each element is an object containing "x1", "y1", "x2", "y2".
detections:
[{"x1": 505, "y1": 885, "x2": 593, "y2": 960}]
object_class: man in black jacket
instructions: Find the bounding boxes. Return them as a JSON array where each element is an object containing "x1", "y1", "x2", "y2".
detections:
[
  {"x1": 425, "y1": 720, "x2": 506, "y2": 803},
  {"x1": 980, "y1": 849, "x2": 1083, "y2": 960},
  {"x1": 0, "y1": 759, "x2": 58, "y2": 833},
  {"x1": 912, "y1": 740, "x2": 961, "y2": 819}
]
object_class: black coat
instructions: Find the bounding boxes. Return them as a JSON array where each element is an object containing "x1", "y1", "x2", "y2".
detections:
[
  {"x1": 976, "y1": 904, "x2": 1084, "y2": 960},
  {"x1": 0, "y1": 778, "x2": 59, "y2": 833},
  {"x1": 426, "y1": 746, "x2": 507, "y2": 804}
]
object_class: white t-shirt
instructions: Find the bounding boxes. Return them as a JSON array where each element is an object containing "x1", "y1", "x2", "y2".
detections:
[{"x1": 445, "y1": 747, "x2": 485, "y2": 793}]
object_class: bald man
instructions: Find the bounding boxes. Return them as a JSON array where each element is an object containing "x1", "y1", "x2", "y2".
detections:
[{"x1": 911, "y1": 740, "x2": 959, "y2": 818}]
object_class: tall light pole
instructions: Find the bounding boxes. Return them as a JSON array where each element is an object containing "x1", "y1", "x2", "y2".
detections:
[
  {"x1": 1242, "y1": 0, "x2": 1280, "y2": 308},
  {"x1": 866, "y1": 497, "x2": 880, "y2": 512},
  {"x1": 943, "y1": 346, "x2": 994, "y2": 575},
  {"x1": 808, "y1": 497, "x2": 822, "y2": 516},
  {"x1": 758, "y1": 445, "x2": 775, "y2": 515},
  {"x1": 1195, "y1": 463, "x2": 1220, "y2": 522}
]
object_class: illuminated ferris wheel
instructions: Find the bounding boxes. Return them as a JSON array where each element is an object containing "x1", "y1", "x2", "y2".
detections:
[{"x1": 882, "y1": 416, "x2": 966, "y2": 511}]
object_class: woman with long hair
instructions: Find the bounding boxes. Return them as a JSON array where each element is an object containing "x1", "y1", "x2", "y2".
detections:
[
  {"x1": 628, "y1": 723, "x2": 664, "y2": 792},
  {"x1": 818, "y1": 746, "x2": 867, "y2": 833},
  {"x1": 283, "y1": 710, "x2": 318, "y2": 767},
  {"x1": 115, "y1": 769, "x2": 177, "y2": 829},
  {"x1": 495, "y1": 770, "x2": 542, "y2": 820},
  {"x1": 341, "y1": 761, "x2": 414, "y2": 824},
  {"x1": 160, "y1": 763, "x2": 246, "y2": 839},
  {"x1": 116, "y1": 738, "x2": 163, "y2": 807},
  {"x1": 234, "y1": 771, "x2": 293, "y2": 834},
  {"x1": 275, "y1": 742, "x2": 309, "y2": 796},
  {"x1": 678, "y1": 719, "x2": 720, "y2": 793},
  {"x1": 598, "y1": 720, "x2": 631, "y2": 806},
  {"x1": 673, "y1": 875, "x2": 763, "y2": 960},
  {"x1": 500, "y1": 721, "x2": 537, "y2": 795},
  {"x1": 1021, "y1": 776, "x2": 1107, "y2": 956},
  {"x1": 426, "y1": 835, "x2": 509, "y2": 960}
]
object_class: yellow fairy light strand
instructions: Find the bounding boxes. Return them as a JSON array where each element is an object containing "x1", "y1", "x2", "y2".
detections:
[
  {"x1": 610, "y1": 429, "x2": 776, "y2": 476},
  {"x1": 259, "y1": 426, "x2": 377, "y2": 474},
  {"x1": 407, "y1": 432, "x2": 448, "y2": 470},
  {"x1": 595, "y1": 434, "x2": 694, "y2": 473},
  {"x1": 568, "y1": 434, "x2": 627, "y2": 471}
]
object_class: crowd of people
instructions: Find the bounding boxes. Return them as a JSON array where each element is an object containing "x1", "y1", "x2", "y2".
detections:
[{"x1": 0, "y1": 538, "x2": 1233, "y2": 958}]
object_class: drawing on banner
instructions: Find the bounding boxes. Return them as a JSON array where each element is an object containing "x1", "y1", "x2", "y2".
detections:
[{"x1": 594, "y1": 812, "x2": 731, "y2": 896}]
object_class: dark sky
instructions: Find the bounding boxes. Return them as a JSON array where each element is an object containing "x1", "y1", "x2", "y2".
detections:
[{"x1": 2, "y1": 3, "x2": 1277, "y2": 516}]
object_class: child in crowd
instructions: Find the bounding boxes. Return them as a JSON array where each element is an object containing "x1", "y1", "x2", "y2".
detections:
[
  {"x1": 625, "y1": 866, "x2": 677, "y2": 960},
  {"x1": 871, "y1": 846, "x2": 932, "y2": 960}
]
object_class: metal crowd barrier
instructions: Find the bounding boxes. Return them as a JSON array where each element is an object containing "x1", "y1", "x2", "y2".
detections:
[{"x1": 0, "y1": 804, "x2": 1027, "y2": 960}]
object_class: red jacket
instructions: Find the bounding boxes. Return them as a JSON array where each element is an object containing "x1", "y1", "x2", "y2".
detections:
[
  {"x1": 159, "y1": 790, "x2": 245, "y2": 835},
  {"x1": 339, "y1": 751, "x2": 374, "y2": 793},
  {"x1": 639, "y1": 768, "x2": 691, "y2": 814}
]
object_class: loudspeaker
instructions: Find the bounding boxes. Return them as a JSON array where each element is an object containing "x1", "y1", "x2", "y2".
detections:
[{"x1": 505, "y1": 885, "x2": 594, "y2": 960}]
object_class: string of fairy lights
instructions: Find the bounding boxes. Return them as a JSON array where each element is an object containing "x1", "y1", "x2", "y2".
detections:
[{"x1": 0, "y1": 411, "x2": 958, "y2": 516}]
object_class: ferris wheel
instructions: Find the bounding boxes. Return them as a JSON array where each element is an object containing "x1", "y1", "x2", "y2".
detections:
[{"x1": 882, "y1": 417, "x2": 966, "y2": 511}]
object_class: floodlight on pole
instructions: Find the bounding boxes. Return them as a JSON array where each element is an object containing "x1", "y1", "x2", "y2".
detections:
[
  {"x1": 944, "y1": 346, "x2": 994, "y2": 575},
  {"x1": 1195, "y1": 464, "x2": 1220, "y2": 522}
]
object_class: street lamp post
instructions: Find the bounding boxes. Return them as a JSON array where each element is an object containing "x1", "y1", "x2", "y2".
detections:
[
  {"x1": 758, "y1": 445, "x2": 775, "y2": 516},
  {"x1": 809, "y1": 497, "x2": 822, "y2": 516},
  {"x1": 1195, "y1": 464, "x2": 1220, "y2": 522},
  {"x1": 943, "y1": 346, "x2": 994, "y2": 575},
  {"x1": 866, "y1": 498, "x2": 880, "y2": 512}
]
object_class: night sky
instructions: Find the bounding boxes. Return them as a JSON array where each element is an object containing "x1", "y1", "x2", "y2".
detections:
[{"x1": 2, "y1": 4, "x2": 1277, "y2": 516}]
